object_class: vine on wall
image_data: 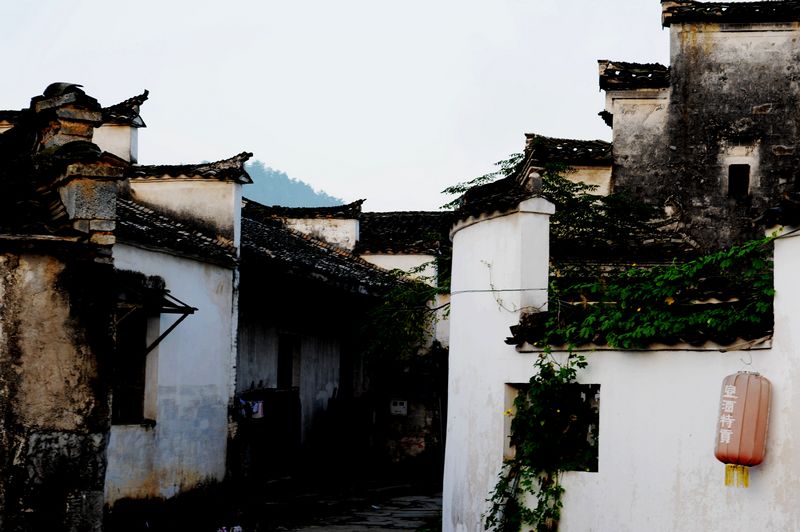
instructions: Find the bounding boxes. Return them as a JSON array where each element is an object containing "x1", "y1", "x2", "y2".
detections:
[
  {"x1": 486, "y1": 237, "x2": 775, "y2": 532},
  {"x1": 539, "y1": 236, "x2": 775, "y2": 350},
  {"x1": 485, "y1": 352, "x2": 594, "y2": 532}
]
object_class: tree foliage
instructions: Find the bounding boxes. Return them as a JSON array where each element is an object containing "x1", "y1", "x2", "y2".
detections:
[
  {"x1": 442, "y1": 155, "x2": 660, "y2": 254},
  {"x1": 440, "y1": 154, "x2": 524, "y2": 210},
  {"x1": 361, "y1": 264, "x2": 449, "y2": 365}
]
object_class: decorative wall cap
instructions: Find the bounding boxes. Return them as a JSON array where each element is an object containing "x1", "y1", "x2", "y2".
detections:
[
  {"x1": 662, "y1": 1, "x2": 800, "y2": 27},
  {"x1": 129, "y1": 152, "x2": 253, "y2": 184}
]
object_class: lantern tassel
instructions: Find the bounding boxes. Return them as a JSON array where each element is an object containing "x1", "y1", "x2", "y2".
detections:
[
  {"x1": 725, "y1": 465, "x2": 750, "y2": 488},
  {"x1": 738, "y1": 465, "x2": 749, "y2": 488}
]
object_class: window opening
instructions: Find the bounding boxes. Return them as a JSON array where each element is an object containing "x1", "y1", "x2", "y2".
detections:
[
  {"x1": 728, "y1": 164, "x2": 750, "y2": 199},
  {"x1": 504, "y1": 382, "x2": 600, "y2": 472},
  {"x1": 112, "y1": 309, "x2": 148, "y2": 424},
  {"x1": 112, "y1": 272, "x2": 197, "y2": 425}
]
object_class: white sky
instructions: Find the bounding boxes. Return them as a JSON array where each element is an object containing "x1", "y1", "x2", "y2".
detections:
[{"x1": 2, "y1": 0, "x2": 674, "y2": 210}]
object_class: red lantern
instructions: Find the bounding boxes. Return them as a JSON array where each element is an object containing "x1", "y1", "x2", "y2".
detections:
[{"x1": 714, "y1": 372, "x2": 771, "y2": 487}]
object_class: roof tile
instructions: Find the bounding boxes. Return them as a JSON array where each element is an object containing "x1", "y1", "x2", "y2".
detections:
[{"x1": 129, "y1": 152, "x2": 254, "y2": 184}]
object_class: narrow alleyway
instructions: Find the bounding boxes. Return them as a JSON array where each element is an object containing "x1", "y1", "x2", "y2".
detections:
[
  {"x1": 283, "y1": 491, "x2": 442, "y2": 531},
  {"x1": 106, "y1": 474, "x2": 442, "y2": 532}
]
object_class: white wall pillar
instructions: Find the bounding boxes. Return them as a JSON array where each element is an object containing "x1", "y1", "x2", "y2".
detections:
[{"x1": 443, "y1": 197, "x2": 553, "y2": 532}]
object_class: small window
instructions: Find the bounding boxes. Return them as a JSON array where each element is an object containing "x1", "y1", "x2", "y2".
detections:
[
  {"x1": 112, "y1": 272, "x2": 195, "y2": 425},
  {"x1": 112, "y1": 309, "x2": 149, "y2": 424},
  {"x1": 728, "y1": 164, "x2": 750, "y2": 199}
]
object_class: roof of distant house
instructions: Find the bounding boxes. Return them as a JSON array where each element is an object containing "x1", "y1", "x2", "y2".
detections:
[
  {"x1": 357, "y1": 211, "x2": 453, "y2": 255},
  {"x1": 241, "y1": 215, "x2": 397, "y2": 295},
  {"x1": 598, "y1": 61, "x2": 670, "y2": 91},
  {"x1": 524, "y1": 134, "x2": 612, "y2": 167},
  {"x1": 128, "y1": 152, "x2": 254, "y2": 184},
  {"x1": 242, "y1": 198, "x2": 365, "y2": 221},
  {"x1": 116, "y1": 197, "x2": 238, "y2": 268},
  {"x1": 662, "y1": 1, "x2": 800, "y2": 26}
]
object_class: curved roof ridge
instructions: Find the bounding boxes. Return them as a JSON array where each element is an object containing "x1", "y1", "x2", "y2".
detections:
[
  {"x1": 129, "y1": 151, "x2": 254, "y2": 184},
  {"x1": 102, "y1": 89, "x2": 149, "y2": 126},
  {"x1": 242, "y1": 197, "x2": 365, "y2": 220}
]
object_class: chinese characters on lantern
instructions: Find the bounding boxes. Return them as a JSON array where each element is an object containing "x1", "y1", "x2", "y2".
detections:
[{"x1": 719, "y1": 384, "x2": 738, "y2": 445}]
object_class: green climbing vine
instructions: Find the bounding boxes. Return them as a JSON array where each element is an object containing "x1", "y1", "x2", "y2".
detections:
[
  {"x1": 485, "y1": 237, "x2": 775, "y2": 532},
  {"x1": 540, "y1": 235, "x2": 775, "y2": 350},
  {"x1": 485, "y1": 351, "x2": 594, "y2": 532}
]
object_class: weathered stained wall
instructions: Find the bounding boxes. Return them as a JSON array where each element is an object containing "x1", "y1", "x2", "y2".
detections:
[
  {"x1": 611, "y1": 22, "x2": 800, "y2": 249},
  {"x1": 104, "y1": 244, "x2": 235, "y2": 505},
  {"x1": 0, "y1": 251, "x2": 114, "y2": 532},
  {"x1": 283, "y1": 218, "x2": 359, "y2": 251},
  {"x1": 129, "y1": 180, "x2": 242, "y2": 246}
]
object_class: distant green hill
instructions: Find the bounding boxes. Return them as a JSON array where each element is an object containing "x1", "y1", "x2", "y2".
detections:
[{"x1": 244, "y1": 160, "x2": 343, "y2": 207}]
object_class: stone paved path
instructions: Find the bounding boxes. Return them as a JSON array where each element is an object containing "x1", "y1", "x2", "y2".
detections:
[{"x1": 286, "y1": 493, "x2": 442, "y2": 531}]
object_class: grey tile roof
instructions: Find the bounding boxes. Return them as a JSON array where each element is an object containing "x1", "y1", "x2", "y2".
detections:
[
  {"x1": 598, "y1": 61, "x2": 670, "y2": 91},
  {"x1": 356, "y1": 211, "x2": 453, "y2": 255},
  {"x1": 241, "y1": 215, "x2": 398, "y2": 295},
  {"x1": 128, "y1": 152, "x2": 254, "y2": 184},
  {"x1": 116, "y1": 197, "x2": 237, "y2": 267},
  {"x1": 523, "y1": 134, "x2": 612, "y2": 167},
  {"x1": 663, "y1": 1, "x2": 800, "y2": 26}
]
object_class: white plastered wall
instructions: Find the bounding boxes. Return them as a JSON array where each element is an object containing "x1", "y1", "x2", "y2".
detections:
[
  {"x1": 550, "y1": 232, "x2": 800, "y2": 531},
  {"x1": 444, "y1": 200, "x2": 800, "y2": 530},
  {"x1": 443, "y1": 198, "x2": 553, "y2": 532},
  {"x1": 105, "y1": 244, "x2": 236, "y2": 504},
  {"x1": 92, "y1": 124, "x2": 138, "y2": 163}
]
